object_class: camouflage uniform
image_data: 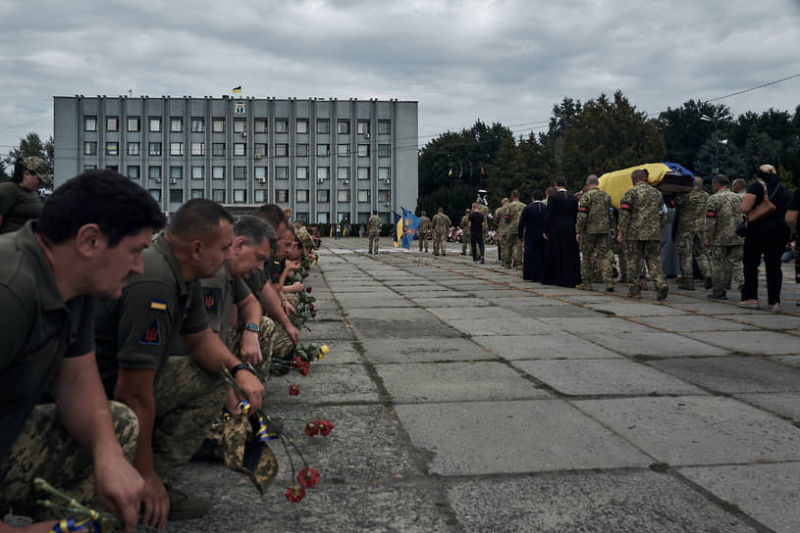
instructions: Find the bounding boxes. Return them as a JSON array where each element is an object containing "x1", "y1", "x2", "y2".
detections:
[
  {"x1": 460, "y1": 214, "x2": 471, "y2": 255},
  {"x1": 576, "y1": 187, "x2": 614, "y2": 290},
  {"x1": 432, "y1": 212, "x2": 451, "y2": 256},
  {"x1": 418, "y1": 215, "x2": 431, "y2": 252},
  {"x1": 669, "y1": 189, "x2": 712, "y2": 289},
  {"x1": 367, "y1": 215, "x2": 382, "y2": 254},
  {"x1": 619, "y1": 182, "x2": 668, "y2": 299},
  {"x1": 706, "y1": 189, "x2": 745, "y2": 296},
  {"x1": 494, "y1": 205, "x2": 506, "y2": 260},
  {"x1": 502, "y1": 200, "x2": 526, "y2": 269}
]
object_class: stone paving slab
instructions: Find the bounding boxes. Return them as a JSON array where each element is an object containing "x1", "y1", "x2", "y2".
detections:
[
  {"x1": 718, "y1": 313, "x2": 800, "y2": 330},
  {"x1": 575, "y1": 396, "x2": 800, "y2": 465},
  {"x1": 344, "y1": 307, "x2": 438, "y2": 321},
  {"x1": 267, "y1": 364, "x2": 380, "y2": 404},
  {"x1": 446, "y1": 472, "x2": 758, "y2": 533},
  {"x1": 588, "y1": 303, "x2": 689, "y2": 317},
  {"x1": 313, "y1": 340, "x2": 362, "y2": 365},
  {"x1": 360, "y1": 337, "x2": 493, "y2": 364},
  {"x1": 514, "y1": 359, "x2": 708, "y2": 396},
  {"x1": 683, "y1": 330, "x2": 800, "y2": 355},
  {"x1": 538, "y1": 316, "x2": 655, "y2": 335},
  {"x1": 442, "y1": 316, "x2": 558, "y2": 336},
  {"x1": 408, "y1": 297, "x2": 491, "y2": 307},
  {"x1": 396, "y1": 400, "x2": 651, "y2": 475},
  {"x1": 665, "y1": 302, "x2": 762, "y2": 315},
  {"x1": 490, "y1": 296, "x2": 571, "y2": 307},
  {"x1": 336, "y1": 296, "x2": 417, "y2": 309},
  {"x1": 300, "y1": 320, "x2": 354, "y2": 341},
  {"x1": 349, "y1": 316, "x2": 464, "y2": 339},
  {"x1": 679, "y1": 463, "x2": 800, "y2": 533},
  {"x1": 770, "y1": 355, "x2": 800, "y2": 367},
  {"x1": 508, "y1": 305, "x2": 606, "y2": 318},
  {"x1": 632, "y1": 315, "x2": 757, "y2": 332},
  {"x1": 649, "y1": 357, "x2": 800, "y2": 394},
  {"x1": 377, "y1": 362, "x2": 550, "y2": 403},
  {"x1": 472, "y1": 334, "x2": 624, "y2": 360},
  {"x1": 735, "y1": 392, "x2": 800, "y2": 421},
  {"x1": 466, "y1": 289, "x2": 530, "y2": 299},
  {"x1": 581, "y1": 331, "x2": 732, "y2": 357}
]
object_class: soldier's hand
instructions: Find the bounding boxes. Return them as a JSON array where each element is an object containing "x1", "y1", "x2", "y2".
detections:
[
  {"x1": 235, "y1": 368, "x2": 265, "y2": 411},
  {"x1": 283, "y1": 300, "x2": 297, "y2": 316},
  {"x1": 616, "y1": 233, "x2": 624, "y2": 244},
  {"x1": 141, "y1": 473, "x2": 169, "y2": 531},
  {"x1": 576, "y1": 234, "x2": 581, "y2": 244},
  {"x1": 93, "y1": 449, "x2": 145, "y2": 533},
  {"x1": 285, "y1": 323, "x2": 300, "y2": 344},
  {"x1": 239, "y1": 330, "x2": 262, "y2": 365}
]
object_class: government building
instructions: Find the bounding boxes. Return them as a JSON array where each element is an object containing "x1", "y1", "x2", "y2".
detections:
[{"x1": 53, "y1": 95, "x2": 418, "y2": 224}]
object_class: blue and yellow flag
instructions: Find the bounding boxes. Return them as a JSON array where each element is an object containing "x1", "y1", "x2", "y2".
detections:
[
  {"x1": 232, "y1": 86, "x2": 242, "y2": 93},
  {"x1": 393, "y1": 213, "x2": 403, "y2": 248},
  {"x1": 400, "y1": 208, "x2": 421, "y2": 249}
]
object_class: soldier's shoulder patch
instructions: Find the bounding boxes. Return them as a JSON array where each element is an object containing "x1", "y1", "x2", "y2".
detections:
[
  {"x1": 203, "y1": 287, "x2": 221, "y2": 312},
  {"x1": 620, "y1": 202, "x2": 632, "y2": 211},
  {"x1": 150, "y1": 298, "x2": 167, "y2": 311},
  {"x1": 138, "y1": 317, "x2": 161, "y2": 346}
]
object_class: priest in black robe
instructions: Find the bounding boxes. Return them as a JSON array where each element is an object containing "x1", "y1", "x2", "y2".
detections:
[
  {"x1": 518, "y1": 189, "x2": 547, "y2": 282},
  {"x1": 543, "y1": 177, "x2": 581, "y2": 287}
]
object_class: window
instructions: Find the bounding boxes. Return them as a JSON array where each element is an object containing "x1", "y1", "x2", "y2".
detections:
[
  {"x1": 316, "y1": 144, "x2": 330, "y2": 157},
  {"x1": 170, "y1": 189, "x2": 183, "y2": 203},
  {"x1": 192, "y1": 166, "x2": 204, "y2": 180},
  {"x1": 378, "y1": 144, "x2": 391, "y2": 157},
  {"x1": 107, "y1": 117, "x2": 119, "y2": 131},
  {"x1": 212, "y1": 189, "x2": 225, "y2": 202},
  {"x1": 254, "y1": 189, "x2": 267, "y2": 203},
  {"x1": 170, "y1": 142, "x2": 183, "y2": 156},
  {"x1": 149, "y1": 189, "x2": 161, "y2": 202},
  {"x1": 84, "y1": 117, "x2": 97, "y2": 131},
  {"x1": 337, "y1": 144, "x2": 350, "y2": 157},
  {"x1": 212, "y1": 166, "x2": 225, "y2": 179},
  {"x1": 378, "y1": 190, "x2": 391, "y2": 203},
  {"x1": 317, "y1": 190, "x2": 329, "y2": 202},
  {"x1": 337, "y1": 120, "x2": 350, "y2": 134},
  {"x1": 106, "y1": 165, "x2": 119, "y2": 172},
  {"x1": 275, "y1": 144, "x2": 288, "y2": 157},
  {"x1": 234, "y1": 119, "x2": 246, "y2": 133},
  {"x1": 170, "y1": 118, "x2": 183, "y2": 132},
  {"x1": 191, "y1": 142, "x2": 204, "y2": 156},
  {"x1": 317, "y1": 167, "x2": 330, "y2": 181},
  {"x1": 357, "y1": 189, "x2": 370, "y2": 202},
  {"x1": 127, "y1": 142, "x2": 140, "y2": 156},
  {"x1": 149, "y1": 118, "x2": 162, "y2": 132},
  {"x1": 84, "y1": 165, "x2": 97, "y2": 171},
  {"x1": 191, "y1": 189, "x2": 204, "y2": 199},
  {"x1": 296, "y1": 189, "x2": 309, "y2": 202},
  {"x1": 378, "y1": 120, "x2": 391, "y2": 135},
  {"x1": 255, "y1": 144, "x2": 267, "y2": 158},
  {"x1": 378, "y1": 167, "x2": 391, "y2": 180},
  {"x1": 254, "y1": 119, "x2": 268, "y2": 133},
  {"x1": 170, "y1": 166, "x2": 183, "y2": 180},
  {"x1": 357, "y1": 144, "x2": 370, "y2": 157},
  {"x1": 149, "y1": 166, "x2": 162, "y2": 179},
  {"x1": 127, "y1": 117, "x2": 140, "y2": 132},
  {"x1": 276, "y1": 189, "x2": 289, "y2": 203},
  {"x1": 191, "y1": 118, "x2": 205, "y2": 132},
  {"x1": 234, "y1": 166, "x2": 246, "y2": 180},
  {"x1": 357, "y1": 167, "x2": 370, "y2": 180},
  {"x1": 337, "y1": 189, "x2": 350, "y2": 202},
  {"x1": 296, "y1": 212, "x2": 309, "y2": 223},
  {"x1": 358, "y1": 212, "x2": 370, "y2": 223},
  {"x1": 296, "y1": 167, "x2": 309, "y2": 180},
  {"x1": 127, "y1": 165, "x2": 140, "y2": 179},
  {"x1": 234, "y1": 189, "x2": 246, "y2": 203},
  {"x1": 212, "y1": 118, "x2": 225, "y2": 132},
  {"x1": 254, "y1": 167, "x2": 267, "y2": 180},
  {"x1": 212, "y1": 143, "x2": 225, "y2": 157},
  {"x1": 106, "y1": 142, "x2": 119, "y2": 156},
  {"x1": 84, "y1": 141, "x2": 97, "y2": 156},
  {"x1": 296, "y1": 144, "x2": 309, "y2": 157},
  {"x1": 149, "y1": 142, "x2": 162, "y2": 156},
  {"x1": 338, "y1": 167, "x2": 350, "y2": 181},
  {"x1": 234, "y1": 143, "x2": 246, "y2": 156},
  {"x1": 296, "y1": 119, "x2": 309, "y2": 134},
  {"x1": 357, "y1": 120, "x2": 370, "y2": 135},
  {"x1": 275, "y1": 119, "x2": 288, "y2": 133},
  {"x1": 316, "y1": 119, "x2": 330, "y2": 134},
  {"x1": 317, "y1": 212, "x2": 329, "y2": 223},
  {"x1": 275, "y1": 167, "x2": 289, "y2": 180}
]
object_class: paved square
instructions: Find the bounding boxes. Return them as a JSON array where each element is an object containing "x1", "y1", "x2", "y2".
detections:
[
  {"x1": 472, "y1": 334, "x2": 624, "y2": 360},
  {"x1": 360, "y1": 337, "x2": 493, "y2": 364}
]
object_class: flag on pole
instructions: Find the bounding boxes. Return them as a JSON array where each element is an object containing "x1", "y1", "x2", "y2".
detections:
[
  {"x1": 232, "y1": 86, "x2": 242, "y2": 93},
  {"x1": 448, "y1": 168, "x2": 453, "y2": 177},
  {"x1": 400, "y1": 208, "x2": 421, "y2": 249},
  {"x1": 393, "y1": 213, "x2": 404, "y2": 248}
]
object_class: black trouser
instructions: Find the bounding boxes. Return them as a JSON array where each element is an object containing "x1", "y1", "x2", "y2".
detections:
[
  {"x1": 471, "y1": 233, "x2": 485, "y2": 261},
  {"x1": 742, "y1": 234, "x2": 785, "y2": 304}
]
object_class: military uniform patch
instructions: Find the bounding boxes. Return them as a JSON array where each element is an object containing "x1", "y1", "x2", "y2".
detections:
[
  {"x1": 138, "y1": 318, "x2": 161, "y2": 345},
  {"x1": 203, "y1": 288, "x2": 221, "y2": 312}
]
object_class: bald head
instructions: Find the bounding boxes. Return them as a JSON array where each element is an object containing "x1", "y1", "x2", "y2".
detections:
[
  {"x1": 631, "y1": 169, "x2": 647, "y2": 184},
  {"x1": 693, "y1": 177, "x2": 704, "y2": 189},
  {"x1": 586, "y1": 174, "x2": 599, "y2": 188}
]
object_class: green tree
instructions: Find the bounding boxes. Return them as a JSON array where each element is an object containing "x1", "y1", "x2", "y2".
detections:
[
  {"x1": 4, "y1": 132, "x2": 54, "y2": 188},
  {"x1": 694, "y1": 137, "x2": 746, "y2": 178},
  {"x1": 655, "y1": 100, "x2": 732, "y2": 173}
]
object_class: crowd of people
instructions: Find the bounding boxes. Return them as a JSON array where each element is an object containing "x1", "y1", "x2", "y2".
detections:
[
  {"x1": 417, "y1": 164, "x2": 798, "y2": 309},
  {"x1": 1, "y1": 166, "x2": 327, "y2": 532}
]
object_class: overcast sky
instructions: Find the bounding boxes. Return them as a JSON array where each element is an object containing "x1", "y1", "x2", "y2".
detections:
[{"x1": 1, "y1": 0, "x2": 799, "y2": 153}]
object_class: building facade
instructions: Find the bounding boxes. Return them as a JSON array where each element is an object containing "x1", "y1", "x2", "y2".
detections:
[{"x1": 54, "y1": 95, "x2": 418, "y2": 224}]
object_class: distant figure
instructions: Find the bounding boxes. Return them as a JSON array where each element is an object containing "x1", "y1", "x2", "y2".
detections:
[
  {"x1": 518, "y1": 189, "x2": 547, "y2": 282},
  {"x1": 367, "y1": 210, "x2": 382, "y2": 253},
  {"x1": 0, "y1": 157, "x2": 52, "y2": 235},
  {"x1": 543, "y1": 177, "x2": 580, "y2": 287},
  {"x1": 468, "y1": 202, "x2": 486, "y2": 263},
  {"x1": 334, "y1": 222, "x2": 341, "y2": 240}
]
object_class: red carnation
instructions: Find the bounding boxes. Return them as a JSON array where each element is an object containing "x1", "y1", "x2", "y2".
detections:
[
  {"x1": 297, "y1": 466, "x2": 321, "y2": 489},
  {"x1": 290, "y1": 356, "x2": 303, "y2": 369},
  {"x1": 298, "y1": 362, "x2": 310, "y2": 376},
  {"x1": 285, "y1": 486, "x2": 306, "y2": 503},
  {"x1": 289, "y1": 384, "x2": 300, "y2": 396},
  {"x1": 319, "y1": 419, "x2": 335, "y2": 437},
  {"x1": 302, "y1": 272, "x2": 309, "y2": 279},
  {"x1": 308, "y1": 303, "x2": 315, "y2": 311},
  {"x1": 311, "y1": 312, "x2": 317, "y2": 318},
  {"x1": 305, "y1": 422, "x2": 319, "y2": 437},
  {"x1": 306, "y1": 287, "x2": 312, "y2": 293}
]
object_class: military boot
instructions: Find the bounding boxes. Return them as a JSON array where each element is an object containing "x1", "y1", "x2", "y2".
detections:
[
  {"x1": 577, "y1": 283, "x2": 593, "y2": 291},
  {"x1": 707, "y1": 290, "x2": 728, "y2": 300},
  {"x1": 166, "y1": 485, "x2": 211, "y2": 521},
  {"x1": 678, "y1": 278, "x2": 694, "y2": 291},
  {"x1": 657, "y1": 284, "x2": 669, "y2": 301},
  {"x1": 704, "y1": 277, "x2": 713, "y2": 289},
  {"x1": 605, "y1": 283, "x2": 614, "y2": 293}
]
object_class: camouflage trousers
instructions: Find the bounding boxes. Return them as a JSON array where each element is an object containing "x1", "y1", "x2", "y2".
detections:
[
  {"x1": 0, "y1": 402, "x2": 138, "y2": 515},
  {"x1": 433, "y1": 232, "x2": 447, "y2": 255},
  {"x1": 284, "y1": 293, "x2": 300, "y2": 308},
  {"x1": 461, "y1": 233, "x2": 470, "y2": 254},
  {"x1": 677, "y1": 231, "x2": 711, "y2": 281},
  {"x1": 419, "y1": 232, "x2": 429, "y2": 252},
  {"x1": 580, "y1": 233, "x2": 614, "y2": 284},
  {"x1": 368, "y1": 232, "x2": 380, "y2": 254},
  {"x1": 500, "y1": 232, "x2": 522, "y2": 268},
  {"x1": 711, "y1": 245, "x2": 743, "y2": 293},
  {"x1": 626, "y1": 240, "x2": 666, "y2": 295},
  {"x1": 226, "y1": 316, "x2": 295, "y2": 379}
]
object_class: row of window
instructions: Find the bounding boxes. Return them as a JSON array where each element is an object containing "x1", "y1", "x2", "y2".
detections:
[
  {"x1": 85, "y1": 117, "x2": 391, "y2": 135},
  {"x1": 149, "y1": 188, "x2": 390, "y2": 205},
  {"x1": 116, "y1": 164, "x2": 391, "y2": 181},
  {"x1": 84, "y1": 141, "x2": 392, "y2": 158}
]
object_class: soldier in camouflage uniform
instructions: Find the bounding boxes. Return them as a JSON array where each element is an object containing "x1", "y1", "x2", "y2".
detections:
[
  {"x1": 502, "y1": 191, "x2": 526, "y2": 269},
  {"x1": 418, "y1": 211, "x2": 431, "y2": 252},
  {"x1": 705, "y1": 174, "x2": 745, "y2": 300},
  {"x1": 617, "y1": 169, "x2": 669, "y2": 300},
  {"x1": 494, "y1": 198, "x2": 509, "y2": 262},
  {"x1": 432, "y1": 207, "x2": 452, "y2": 256},
  {"x1": 460, "y1": 208, "x2": 471, "y2": 255},
  {"x1": 668, "y1": 177, "x2": 712, "y2": 290},
  {"x1": 576, "y1": 175, "x2": 615, "y2": 291},
  {"x1": 367, "y1": 209, "x2": 382, "y2": 254}
]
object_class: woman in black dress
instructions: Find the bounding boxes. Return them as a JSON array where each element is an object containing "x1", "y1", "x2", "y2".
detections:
[{"x1": 518, "y1": 189, "x2": 547, "y2": 282}]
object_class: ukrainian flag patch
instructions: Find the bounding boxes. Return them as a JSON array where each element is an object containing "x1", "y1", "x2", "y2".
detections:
[{"x1": 150, "y1": 298, "x2": 167, "y2": 311}]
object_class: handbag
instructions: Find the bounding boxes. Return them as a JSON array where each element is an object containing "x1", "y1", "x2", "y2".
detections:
[{"x1": 747, "y1": 179, "x2": 777, "y2": 222}]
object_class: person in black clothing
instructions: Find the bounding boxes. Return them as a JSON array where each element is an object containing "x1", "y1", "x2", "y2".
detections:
[
  {"x1": 543, "y1": 177, "x2": 581, "y2": 287},
  {"x1": 468, "y1": 202, "x2": 486, "y2": 263},
  {"x1": 739, "y1": 164, "x2": 792, "y2": 311},
  {"x1": 518, "y1": 189, "x2": 547, "y2": 282}
]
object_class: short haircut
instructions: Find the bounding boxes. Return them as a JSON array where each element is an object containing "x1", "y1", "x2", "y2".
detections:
[
  {"x1": 532, "y1": 189, "x2": 545, "y2": 201},
  {"x1": 586, "y1": 175, "x2": 599, "y2": 187},
  {"x1": 511, "y1": 189, "x2": 520, "y2": 199},
  {"x1": 168, "y1": 198, "x2": 234, "y2": 240},
  {"x1": 251, "y1": 203, "x2": 287, "y2": 231},
  {"x1": 11, "y1": 158, "x2": 25, "y2": 184},
  {"x1": 732, "y1": 178, "x2": 747, "y2": 192},
  {"x1": 38, "y1": 169, "x2": 165, "y2": 247},
  {"x1": 545, "y1": 187, "x2": 554, "y2": 196},
  {"x1": 631, "y1": 169, "x2": 647, "y2": 183},
  {"x1": 555, "y1": 176, "x2": 567, "y2": 188},
  {"x1": 372, "y1": 209, "x2": 378, "y2": 215},
  {"x1": 693, "y1": 176, "x2": 704, "y2": 188},
  {"x1": 712, "y1": 174, "x2": 729, "y2": 187},
  {"x1": 235, "y1": 215, "x2": 277, "y2": 252}
]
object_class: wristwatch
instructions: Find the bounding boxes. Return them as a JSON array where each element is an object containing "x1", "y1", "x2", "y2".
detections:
[
  {"x1": 244, "y1": 322, "x2": 260, "y2": 333},
  {"x1": 230, "y1": 362, "x2": 257, "y2": 378}
]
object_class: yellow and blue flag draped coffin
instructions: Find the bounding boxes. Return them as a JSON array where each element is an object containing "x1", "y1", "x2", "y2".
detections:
[{"x1": 598, "y1": 162, "x2": 694, "y2": 209}]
